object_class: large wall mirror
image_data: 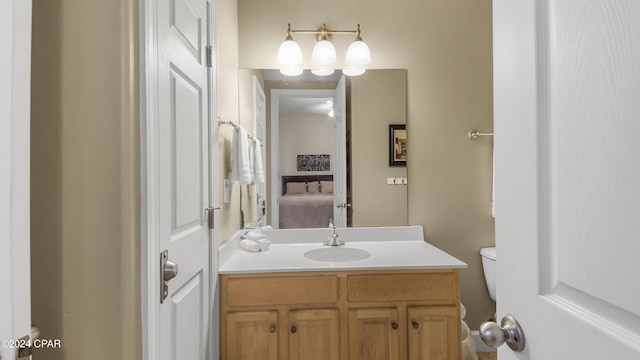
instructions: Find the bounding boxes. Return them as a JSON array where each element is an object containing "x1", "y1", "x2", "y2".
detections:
[{"x1": 238, "y1": 69, "x2": 408, "y2": 229}]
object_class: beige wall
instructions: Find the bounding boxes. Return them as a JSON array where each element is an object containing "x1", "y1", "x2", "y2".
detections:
[
  {"x1": 279, "y1": 113, "x2": 334, "y2": 175},
  {"x1": 237, "y1": 0, "x2": 495, "y2": 329},
  {"x1": 351, "y1": 70, "x2": 408, "y2": 226},
  {"x1": 30, "y1": 0, "x2": 140, "y2": 359},
  {"x1": 217, "y1": 0, "x2": 244, "y2": 238}
]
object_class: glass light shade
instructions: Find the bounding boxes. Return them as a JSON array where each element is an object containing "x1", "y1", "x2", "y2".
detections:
[
  {"x1": 345, "y1": 40, "x2": 371, "y2": 66},
  {"x1": 279, "y1": 68, "x2": 303, "y2": 76},
  {"x1": 277, "y1": 39, "x2": 303, "y2": 66},
  {"x1": 311, "y1": 40, "x2": 337, "y2": 66},
  {"x1": 342, "y1": 68, "x2": 366, "y2": 76},
  {"x1": 311, "y1": 68, "x2": 335, "y2": 76}
]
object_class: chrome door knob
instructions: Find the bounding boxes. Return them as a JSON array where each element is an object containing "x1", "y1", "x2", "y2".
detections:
[
  {"x1": 163, "y1": 260, "x2": 179, "y2": 281},
  {"x1": 160, "y1": 250, "x2": 179, "y2": 303},
  {"x1": 479, "y1": 314, "x2": 525, "y2": 352}
]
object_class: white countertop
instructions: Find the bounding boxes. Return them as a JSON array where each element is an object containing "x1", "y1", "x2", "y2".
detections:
[{"x1": 219, "y1": 236, "x2": 467, "y2": 274}]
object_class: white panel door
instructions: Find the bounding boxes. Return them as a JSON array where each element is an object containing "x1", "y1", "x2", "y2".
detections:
[
  {"x1": 253, "y1": 76, "x2": 267, "y2": 226},
  {"x1": 333, "y1": 75, "x2": 347, "y2": 227},
  {"x1": 0, "y1": 1, "x2": 32, "y2": 358},
  {"x1": 494, "y1": 0, "x2": 640, "y2": 358},
  {"x1": 157, "y1": 0, "x2": 210, "y2": 359}
]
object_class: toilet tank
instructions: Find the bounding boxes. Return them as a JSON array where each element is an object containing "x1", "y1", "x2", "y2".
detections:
[{"x1": 480, "y1": 247, "x2": 496, "y2": 301}]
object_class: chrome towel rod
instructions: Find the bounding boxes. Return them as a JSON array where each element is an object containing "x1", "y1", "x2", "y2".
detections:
[
  {"x1": 218, "y1": 117, "x2": 257, "y2": 142},
  {"x1": 468, "y1": 129, "x2": 494, "y2": 140},
  {"x1": 218, "y1": 117, "x2": 238, "y2": 128}
]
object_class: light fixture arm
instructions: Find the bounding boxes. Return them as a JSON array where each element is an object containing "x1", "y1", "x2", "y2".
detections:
[
  {"x1": 288, "y1": 23, "x2": 363, "y2": 40},
  {"x1": 285, "y1": 23, "x2": 294, "y2": 41},
  {"x1": 355, "y1": 24, "x2": 363, "y2": 41}
]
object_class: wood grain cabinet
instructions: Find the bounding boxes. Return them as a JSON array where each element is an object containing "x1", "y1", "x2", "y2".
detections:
[
  {"x1": 348, "y1": 306, "x2": 459, "y2": 360},
  {"x1": 407, "y1": 306, "x2": 459, "y2": 360},
  {"x1": 289, "y1": 309, "x2": 340, "y2": 360},
  {"x1": 226, "y1": 311, "x2": 279, "y2": 360},
  {"x1": 348, "y1": 308, "x2": 401, "y2": 360},
  {"x1": 220, "y1": 269, "x2": 461, "y2": 360},
  {"x1": 225, "y1": 308, "x2": 339, "y2": 360}
]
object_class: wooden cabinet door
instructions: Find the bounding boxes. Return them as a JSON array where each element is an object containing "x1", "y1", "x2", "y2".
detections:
[
  {"x1": 348, "y1": 308, "x2": 401, "y2": 360},
  {"x1": 289, "y1": 309, "x2": 340, "y2": 360},
  {"x1": 226, "y1": 311, "x2": 279, "y2": 360},
  {"x1": 407, "y1": 306, "x2": 459, "y2": 360}
]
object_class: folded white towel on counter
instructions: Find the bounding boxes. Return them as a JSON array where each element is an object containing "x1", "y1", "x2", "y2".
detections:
[
  {"x1": 239, "y1": 238, "x2": 270, "y2": 252},
  {"x1": 243, "y1": 231, "x2": 266, "y2": 241},
  {"x1": 239, "y1": 230, "x2": 271, "y2": 252},
  {"x1": 240, "y1": 239, "x2": 261, "y2": 252},
  {"x1": 257, "y1": 238, "x2": 270, "y2": 251}
]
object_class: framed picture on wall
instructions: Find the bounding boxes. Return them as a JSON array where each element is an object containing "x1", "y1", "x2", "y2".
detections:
[
  {"x1": 389, "y1": 124, "x2": 407, "y2": 167},
  {"x1": 297, "y1": 154, "x2": 330, "y2": 171}
]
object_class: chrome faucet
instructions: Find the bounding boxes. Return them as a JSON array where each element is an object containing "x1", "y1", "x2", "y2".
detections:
[{"x1": 323, "y1": 223, "x2": 344, "y2": 246}]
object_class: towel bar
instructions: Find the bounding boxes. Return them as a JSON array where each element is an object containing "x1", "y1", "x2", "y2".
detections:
[
  {"x1": 218, "y1": 117, "x2": 258, "y2": 142},
  {"x1": 468, "y1": 129, "x2": 494, "y2": 140}
]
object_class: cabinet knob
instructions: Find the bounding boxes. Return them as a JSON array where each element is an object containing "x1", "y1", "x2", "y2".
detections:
[
  {"x1": 291, "y1": 326, "x2": 297, "y2": 334},
  {"x1": 391, "y1": 322, "x2": 398, "y2": 330},
  {"x1": 269, "y1": 325, "x2": 276, "y2": 333},
  {"x1": 412, "y1": 321, "x2": 420, "y2": 329}
]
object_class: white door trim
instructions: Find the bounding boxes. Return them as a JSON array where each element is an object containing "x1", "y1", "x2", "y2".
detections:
[
  {"x1": 252, "y1": 76, "x2": 266, "y2": 227},
  {"x1": 140, "y1": 0, "x2": 162, "y2": 357},
  {"x1": 0, "y1": 1, "x2": 32, "y2": 357},
  {"x1": 207, "y1": 0, "x2": 220, "y2": 356},
  {"x1": 332, "y1": 76, "x2": 347, "y2": 227},
  {"x1": 269, "y1": 88, "x2": 335, "y2": 228}
]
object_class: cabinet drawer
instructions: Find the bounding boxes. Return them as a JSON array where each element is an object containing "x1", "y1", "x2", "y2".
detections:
[
  {"x1": 348, "y1": 272, "x2": 456, "y2": 302},
  {"x1": 226, "y1": 276, "x2": 338, "y2": 307}
]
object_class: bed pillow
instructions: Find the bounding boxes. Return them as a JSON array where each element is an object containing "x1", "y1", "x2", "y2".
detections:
[
  {"x1": 320, "y1": 180, "x2": 334, "y2": 193},
  {"x1": 307, "y1": 181, "x2": 321, "y2": 193},
  {"x1": 286, "y1": 182, "x2": 307, "y2": 195}
]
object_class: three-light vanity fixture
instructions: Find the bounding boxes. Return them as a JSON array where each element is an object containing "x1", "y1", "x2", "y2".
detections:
[{"x1": 277, "y1": 23, "x2": 371, "y2": 77}]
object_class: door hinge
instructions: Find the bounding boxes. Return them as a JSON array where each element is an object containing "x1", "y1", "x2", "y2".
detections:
[
  {"x1": 205, "y1": 207, "x2": 219, "y2": 229},
  {"x1": 206, "y1": 45, "x2": 213, "y2": 68}
]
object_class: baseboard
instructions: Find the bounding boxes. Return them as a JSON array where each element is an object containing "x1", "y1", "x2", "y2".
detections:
[{"x1": 472, "y1": 331, "x2": 496, "y2": 353}]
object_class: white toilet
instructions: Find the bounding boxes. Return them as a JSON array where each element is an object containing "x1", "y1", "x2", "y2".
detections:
[{"x1": 480, "y1": 247, "x2": 497, "y2": 301}]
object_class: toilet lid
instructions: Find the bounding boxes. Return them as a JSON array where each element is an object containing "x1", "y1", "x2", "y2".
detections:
[{"x1": 480, "y1": 246, "x2": 496, "y2": 260}]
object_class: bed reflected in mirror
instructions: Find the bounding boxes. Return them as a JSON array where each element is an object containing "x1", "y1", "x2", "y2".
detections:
[
  {"x1": 279, "y1": 175, "x2": 334, "y2": 229},
  {"x1": 238, "y1": 69, "x2": 408, "y2": 229}
]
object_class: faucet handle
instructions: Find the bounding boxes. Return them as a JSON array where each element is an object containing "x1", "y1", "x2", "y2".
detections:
[
  {"x1": 323, "y1": 222, "x2": 343, "y2": 246},
  {"x1": 328, "y1": 218, "x2": 334, "y2": 228}
]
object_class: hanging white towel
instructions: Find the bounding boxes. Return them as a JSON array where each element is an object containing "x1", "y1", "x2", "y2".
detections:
[
  {"x1": 253, "y1": 139, "x2": 265, "y2": 184},
  {"x1": 230, "y1": 126, "x2": 252, "y2": 185}
]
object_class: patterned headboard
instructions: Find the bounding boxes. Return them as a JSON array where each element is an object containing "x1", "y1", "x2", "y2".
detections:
[{"x1": 281, "y1": 175, "x2": 333, "y2": 195}]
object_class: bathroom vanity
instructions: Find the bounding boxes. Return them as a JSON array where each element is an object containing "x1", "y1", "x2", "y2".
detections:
[{"x1": 219, "y1": 227, "x2": 467, "y2": 359}]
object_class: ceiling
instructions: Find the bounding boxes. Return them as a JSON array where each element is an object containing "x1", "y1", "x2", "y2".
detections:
[
  {"x1": 262, "y1": 69, "x2": 337, "y2": 115},
  {"x1": 279, "y1": 97, "x2": 333, "y2": 115}
]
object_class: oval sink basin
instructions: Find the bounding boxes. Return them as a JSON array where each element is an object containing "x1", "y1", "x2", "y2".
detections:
[{"x1": 304, "y1": 247, "x2": 371, "y2": 262}]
